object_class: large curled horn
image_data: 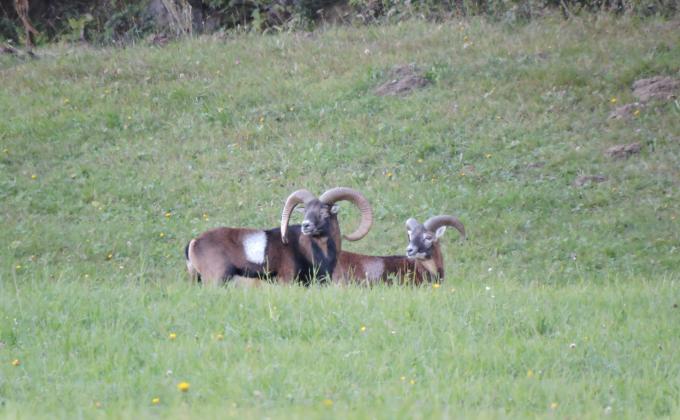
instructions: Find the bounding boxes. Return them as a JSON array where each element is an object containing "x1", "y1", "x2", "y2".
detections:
[
  {"x1": 280, "y1": 189, "x2": 317, "y2": 243},
  {"x1": 319, "y1": 187, "x2": 373, "y2": 241},
  {"x1": 424, "y1": 215, "x2": 466, "y2": 240}
]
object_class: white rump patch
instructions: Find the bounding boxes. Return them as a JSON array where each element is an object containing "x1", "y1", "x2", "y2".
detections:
[
  {"x1": 186, "y1": 259, "x2": 195, "y2": 274},
  {"x1": 243, "y1": 231, "x2": 267, "y2": 265},
  {"x1": 363, "y1": 259, "x2": 385, "y2": 281},
  {"x1": 186, "y1": 239, "x2": 197, "y2": 276}
]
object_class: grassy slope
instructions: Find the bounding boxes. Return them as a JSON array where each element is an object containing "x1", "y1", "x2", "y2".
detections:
[{"x1": 1, "y1": 14, "x2": 679, "y2": 418}]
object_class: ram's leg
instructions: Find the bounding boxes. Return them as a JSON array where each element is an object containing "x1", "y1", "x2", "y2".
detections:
[{"x1": 274, "y1": 263, "x2": 296, "y2": 284}]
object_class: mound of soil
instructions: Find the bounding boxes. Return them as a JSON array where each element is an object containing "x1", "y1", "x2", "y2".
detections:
[
  {"x1": 526, "y1": 161, "x2": 545, "y2": 169},
  {"x1": 375, "y1": 64, "x2": 429, "y2": 97},
  {"x1": 632, "y1": 76, "x2": 680, "y2": 102},
  {"x1": 146, "y1": 33, "x2": 170, "y2": 47},
  {"x1": 1, "y1": 44, "x2": 36, "y2": 58},
  {"x1": 608, "y1": 103, "x2": 642, "y2": 120},
  {"x1": 573, "y1": 175, "x2": 607, "y2": 187},
  {"x1": 604, "y1": 143, "x2": 641, "y2": 160},
  {"x1": 1, "y1": 44, "x2": 16, "y2": 55}
]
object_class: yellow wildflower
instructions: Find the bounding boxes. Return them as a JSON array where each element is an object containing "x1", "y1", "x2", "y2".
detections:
[
  {"x1": 106, "y1": 253, "x2": 113, "y2": 260},
  {"x1": 633, "y1": 109, "x2": 640, "y2": 116},
  {"x1": 31, "y1": 174, "x2": 37, "y2": 180},
  {"x1": 169, "y1": 332, "x2": 177, "y2": 340},
  {"x1": 159, "y1": 232, "x2": 165, "y2": 238},
  {"x1": 610, "y1": 97, "x2": 617, "y2": 104},
  {"x1": 527, "y1": 369, "x2": 534, "y2": 378},
  {"x1": 400, "y1": 376, "x2": 406, "y2": 381},
  {"x1": 322, "y1": 399, "x2": 333, "y2": 407},
  {"x1": 12, "y1": 359, "x2": 20, "y2": 366},
  {"x1": 165, "y1": 211, "x2": 172, "y2": 218},
  {"x1": 409, "y1": 379, "x2": 415, "y2": 385},
  {"x1": 152, "y1": 397, "x2": 160, "y2": 405},
  {"x1": 432, "y1": 283, "x2": 441, "y2": 289},
  {"x1": 360, "y1": 325, "x2": 366, "y2": 332},
  {"x1": 177, "y1": 382, "x2": 190, "y2": 392},
  {"x1": 550, "y1": 402, "x2": 559, "y2": 410}
]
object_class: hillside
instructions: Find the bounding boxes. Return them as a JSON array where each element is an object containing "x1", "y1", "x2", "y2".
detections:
[{"x1": 1, "y1": 15, "x2": 679, "y2": 418}]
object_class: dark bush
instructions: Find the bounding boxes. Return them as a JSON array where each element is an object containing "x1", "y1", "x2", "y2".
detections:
[{"x1": 0, "y1": 0, "x2": 676, "y2": 46}]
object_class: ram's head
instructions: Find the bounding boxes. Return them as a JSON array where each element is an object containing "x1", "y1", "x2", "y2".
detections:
[
  {"x1": 280, "y1": 187, "x2": 373, "y2": 244},
  {"x1": 405, "y1": 215, "x2": 466, "y2": 260}
]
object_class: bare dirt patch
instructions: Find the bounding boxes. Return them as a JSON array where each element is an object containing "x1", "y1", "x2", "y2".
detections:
[
  {"x1": 1, "y1": 43, "x2": 37, "y2": 58},
  {"x1": 605, "y1": 143, "x2": 641, "y2": 160},
  {"x1": 632, "y1": 76, "x2": 680, "y2": 102},
  {"x1": 526, "y1": 161, "x2": 546, "y2": 169},
  {"x1": 573, "y1": 175, "x2": 607, "y2": 187},
  {"x1": 145, "y1": 34, "x2": 170, "y2": 47},
  {"x1": 1, "y1": 44, "x2": 16, "y2": 55},
  {"x1": 375, "y1": 64, "x2": 429, "y2": 97},
  {"x1": 609, "y1": 103, "x2": 643, "y2": 120}
]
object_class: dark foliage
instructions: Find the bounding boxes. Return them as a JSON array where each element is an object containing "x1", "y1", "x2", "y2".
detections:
[{"x1": 0, "y1": 0, "x2": 676, "y2": 45}]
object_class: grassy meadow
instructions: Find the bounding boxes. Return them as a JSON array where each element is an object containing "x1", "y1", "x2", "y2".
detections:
[{"x1": 1, "y1": 14, "x2": 680, "y2": 418}]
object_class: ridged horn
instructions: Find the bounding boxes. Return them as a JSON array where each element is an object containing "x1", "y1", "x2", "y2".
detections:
[
  {"x1": 424, "y1": 215, "x2": 466, "y2": 240},
  {"x1": 319, "y1": 187, "x2": 373, "y2": 241},
  {"x1": 280, "y1": 189, "x2": 317, "y2": 244}
]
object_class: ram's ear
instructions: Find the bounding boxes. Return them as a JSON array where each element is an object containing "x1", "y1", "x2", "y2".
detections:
[
  {"x1": 435, "y1": 226, "x2": 447, "y2": 239},
  {"x1": 405, "y1": 218, "x2": 419, "y2": 235},
  {"x1": 294, "y1": 207, "x2": 305, "y2": 214},
  {"x1": 330, "y1": 204, "x2": 339, "y2": 214}
]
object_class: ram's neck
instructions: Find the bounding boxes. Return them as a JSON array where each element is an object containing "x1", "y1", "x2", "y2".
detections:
[
  {"x1": 420, "y1": 244, "x2": 444, "y2": 280},
  {"x1": 419, "y1": 259, "x2": 438, "y2": 276},
  {"x1": 328, "y1": 214, "x2": 342, "y2": 253}
]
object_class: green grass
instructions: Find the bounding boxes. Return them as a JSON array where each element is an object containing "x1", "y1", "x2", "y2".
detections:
[
  {"x1": 2, "y1": 278, "x2": 679, "y2": 418},
  {"x1": 1, "y1": 13, "x2": 680, "y2": 418}
]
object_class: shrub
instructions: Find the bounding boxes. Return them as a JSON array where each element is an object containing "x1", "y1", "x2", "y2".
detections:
[{"x1": 0, "y1": 0, "x2": 676, "y2": 45}]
